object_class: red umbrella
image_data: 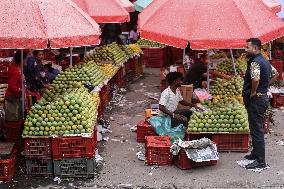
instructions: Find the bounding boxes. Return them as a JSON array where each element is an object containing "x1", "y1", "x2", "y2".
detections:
[
  {"x1": 138, "y1": 0, "x2": 284, "y2": 49},
  {"x1": 262, "y1": 0, "x2": 281, "y2": 14},
  {"x1": 72, "y1": 0, "x2": 130, "y2": 23},
  {"x1": 0, "y1": 0, "x2": 101, "y2": 49},
  {"x1": 116, "y1": 0, "x2": 135, "y2": 12}
]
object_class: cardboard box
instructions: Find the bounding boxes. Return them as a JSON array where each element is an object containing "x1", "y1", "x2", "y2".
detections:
[{"x1": 177, "y1": 84, "x2": 193, "y2": 110}]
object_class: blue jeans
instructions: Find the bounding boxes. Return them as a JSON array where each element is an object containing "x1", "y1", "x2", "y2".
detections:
[{"x1": 244, "y1": 96, "x2": 269, "y2": 163}]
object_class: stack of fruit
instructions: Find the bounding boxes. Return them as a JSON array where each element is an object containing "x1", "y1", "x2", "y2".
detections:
[
  {"x1": 216, "y1": 55, "x2": 247, "y2": 75},
  {"x1": 106, "y1": 43, "x2": 129, "y2": 66},
  {"x1": 210, "y1": 76, "x2": 243, "y2": 103},
  {"x1": 137, "y1": 39, "x2": 166, "y2": 48},
  {"x1": 23, "y1": 86, "x2": 100, "y2": 137},
  {"x1": 210, "y1": 51, "x2": 227, "y2": 59},
  {"x1": 187, "y1": 99, "x2": 249, "y2": 133},
  {"x1": 128, "y1": 44, "x2": 143, "y2": 56}
]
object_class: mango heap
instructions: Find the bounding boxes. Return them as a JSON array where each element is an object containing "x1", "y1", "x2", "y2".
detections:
[
  {"x1": 137, "y1": 39, "x2": 166, "y2": 48},
  {"x1": 128, "y1": 44, "x2": 143, "y2": 55},
  {"x1": 23, "y1": 87, "x2": 100, "y2": 136},
  {"x1": 188, "y1": 99, "x2": 249, "y2": 133},
  {"x1": 216, "y1": 54, "x2": 247, "y2": 75},
  {"x1": 210, "y1": 76, "x2": 243, "y2": 101}
]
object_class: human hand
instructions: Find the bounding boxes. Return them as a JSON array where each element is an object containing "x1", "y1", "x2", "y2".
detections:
[
  {"x1": 174, "y1": 113, "x2": 187, "y2": 122},
  {"x1": 250, "y1": 92, "x2": 256, "y2": 99}
]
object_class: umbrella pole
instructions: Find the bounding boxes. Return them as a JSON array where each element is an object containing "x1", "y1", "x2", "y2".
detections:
[
  {"x1": 21, "y1": 49, "x2": 25, "y2": 118},
  {"x1": 84, "y1": 46, "x2": 87, "y2": 56},
  {"x1": 70, "y1": 47, "x2": 73, "y2": 66},
  {"x1": 207, "y1": 50, "x2": 210, "y2": 93},
  {"x1": 230, "y1": 49, "x2": 236, "y2": 75},
  {"x1": 269, "y1": 42, "x2": 272, "y2": 60}
]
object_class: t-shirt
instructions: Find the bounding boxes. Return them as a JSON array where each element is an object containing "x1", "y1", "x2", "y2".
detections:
[
  {"x1": 183, "y1": 61, "x2": 208, "y2": 87},
  {"x1": 129, "y1": 30, "x2": 138, "y2": 41},
  {"x1": 159, "y1": 87, "x2": 183, "y2": 116}
]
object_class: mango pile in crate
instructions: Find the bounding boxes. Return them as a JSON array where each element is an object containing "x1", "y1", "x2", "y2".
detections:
[
  {"x1": 137, "y1": 39, "x2": 166, "y2": 48},
  {"x1": 216, "y1": 54, "x2": 247, "y2": 75},
  {"x1": 128, "y1": 44, "x2": 143, "y2": 56},
  {"x1": 23, "y1": 87, "x2": 99, "y2": 137},
  {"x1": 210, "y1": 76, "x2": 243, "y2": 103},
  {"x1": 188, "y1": 99, "x2": 249, "y2": 133}
]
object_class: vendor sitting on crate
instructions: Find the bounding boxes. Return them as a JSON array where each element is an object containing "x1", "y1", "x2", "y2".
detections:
[{"x1": 159, "y1": 72, "x2": 201, "y2": 128}]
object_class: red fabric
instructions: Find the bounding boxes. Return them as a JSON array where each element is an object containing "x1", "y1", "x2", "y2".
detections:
[
  {"x1": 0, "y1": 0, "x2": 101, "y2": 49},
  {"x1": 72, "y1": 0, "x2": 130, "y2": 23},
  {"x1": 138, "y1": 0, "x2": 284, "y2": 49},
  {"x1": 5, "y1": 64, "x2": 22, "y2": 97}
]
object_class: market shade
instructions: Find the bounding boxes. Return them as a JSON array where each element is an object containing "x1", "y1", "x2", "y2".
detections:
[
  {"x1": 117, "y1": 0, "x2": 135, "y2": 12},
  {"x1": 138, "y1": 0, "x2": 284, "y2": 49},
  {"x1": 0, "y1": 0, "x2": 101, "y2": 49},
  {"x1": 262, "y1": 0, "x2": 281, "y2": 14},
  {"x1": 72, "y1": 0, "x2": 130, "y2": 23},
  {"x1": 134, "y1": 0, "x2": 153, "y2": 12}
]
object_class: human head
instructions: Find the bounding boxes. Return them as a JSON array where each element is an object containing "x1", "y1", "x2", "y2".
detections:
[
  {"x1": 33, "y1": 50, "x2": 44, "y2": 62},
  {"x1": 14, "y1": 50, "x2": 27, "y2": 65},
  {"x1": 200, "y1": 54, "x2": 208, "y2": 63},
  {"x1": 166, "y1": 72, "x2": 183, "y2": 87},
  {"x1": 246, "y1": 38, "x2": 261, "y2": 56}
]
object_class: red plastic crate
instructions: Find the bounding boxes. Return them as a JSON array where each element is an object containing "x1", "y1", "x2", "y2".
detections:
[
  {"x1": 113, "y1": 68, "x2": 125, "y2": 88},
  {"x1": 270, "y1": 59, "x2": 283, "y2": 81},
  {"x1": 0, "y1": 146, "x2": 17, "y2": 182},
  {"x1": 143, "y1": 48, "x2": 168, "y2": 68},
  {"x1": 271, "y1": 93, "x2": 284, "y2": 108},
  {"x1": 52, "y1": 133, "x2": 96, "y2": 160},
  {"x1": 263, "y1": 116, "x2": 270, "y2": 134},
  {"x1": 184, "y1": 132, "x2": 213, "y2": 141},
  {"x1": 174, "y1": 149, "x2": 217, "y2": 170},
  {"x1": 3, "y1": 121, "x2": 23, "y2": 143},
  {"x1": 145, "y1": 136, "x2": 173, "y2": 165},
  {"x1": 136, "y1": 120, "x2": 156, "y2": 143},
  {"x1": 100, "y1": 84, "x2": 111, "y2": 105},
  {"x1": 24, "y1": 138, "x2": 52, "y2": 157},
  {"x1": 212, "y1": 133, "x2": 249, "y2": 152}
]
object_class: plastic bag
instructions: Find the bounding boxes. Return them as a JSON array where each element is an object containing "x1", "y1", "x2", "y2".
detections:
[{"x1": 149, "y1": 116, "x2": 185, "y2": 142}]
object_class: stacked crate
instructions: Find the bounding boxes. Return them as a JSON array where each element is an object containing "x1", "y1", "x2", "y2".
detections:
[
  {"x1": 24, "y1": 137, "x2": 53, "y2": 177},
  {"x1": 142, "y1": 47, "x2": 168, "y2": 68},
  {"x1": 270, "y1": 59, "x2": 283, "y2": 81},
  {"x1": 0, "y1": 143, "x2": 17, "y2": 182},
  {"x1": 52, "y1": 133, "x2": 96, "y2": 178}
]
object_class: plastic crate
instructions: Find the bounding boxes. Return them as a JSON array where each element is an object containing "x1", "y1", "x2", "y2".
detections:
[
  {"x1": 174, "y1": 149, "x2": 217, "y2": 170},
  {"x1": 0, "y1": 145, "x2": 17, "y2": 181},
  {"x1": 271, "y1": 93, "x2": 284, "y2": 108},
  {"x1": 263, "y1": 116, "x2": 270, "y2": 134},
  {"x1": 136, "y1": 120, "x2": 156, "y2": 143},
  {"x1": 24, "y1": 138, "x2": 52, "y2": 157},
  {"x1": 26, "y1": 158, "x2": 53, "y2": 177},
  {"x1": 270, "y1": 59, "x2": 283, "y2": 81},
  {"x1": 3, "y1": 121, "x2": 23, "y2": 143},
  {"x1": 145, "y1": 136, "x2": 173, "y2": 165},
  {"x1": 53, "y1": 157, "x2": 96, "y2": 178},
  {"x1": 52, "y1": 133, "x2": 96, "y2": 160},
  {"x1": 113, "y1": 68, "x2": 125, "y2": 88},
  {"x1": 184, "y1": 132, "x2": 213, "y2": 141},
  {"x1": 212, "y1": 133, "x2": 249, "y2": 152},
  {"x1": 143, "y1": 48, "x2": 168, "y2": 68}
]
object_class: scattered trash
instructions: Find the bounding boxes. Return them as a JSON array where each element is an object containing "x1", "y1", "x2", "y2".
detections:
[
  {"x1": 69, "y1": 183, "x2": 74, "y2": 187},
  {"x1": 276, "y1": 140, "x2": 284, "y2": 146},
  {"x1": 130, "y1": 125, "x2": 137, "y2": 132},
  {"x1": 95, "y1": 150, "x2": 104, "y2": 165},
  {"x1": 136, "y1": 151, "x2": 146, "y2": 161},
  {"x1": 53, "y1": 177, "x2": 61, "y2": 184},
  {"x1": 236, "y1": 160, "x2": 270, "y2": 173},
  {"x1": 151, "y1": 165, "x2": 159, "y2": 170},
  {"x1": 148, "y1": 172, "x2": 153, "y2": 176},
  {"x1": 103, "y1": 137, "x2": 109, "y2": 141},
  {"x1": 118, "y1": 184, "x2": 132, "y2": 187},
  {"x1": 111, "y1": 139, "x2": 120, "y2": 142},
  {"x1": 0, "y1": 181, "x2": 3, "y2": 184},
  {"x1": 97, "y1": 131, "x2": 103, "y2": 142}
]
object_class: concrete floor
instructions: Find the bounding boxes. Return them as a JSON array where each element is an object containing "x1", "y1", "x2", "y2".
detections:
[{"x1": 2, "y1": 68, "x2": 284, "y2": 189}]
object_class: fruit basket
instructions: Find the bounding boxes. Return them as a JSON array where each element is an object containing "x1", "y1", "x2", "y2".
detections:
[
  {"x1": 174, "y1": 149, "x2": 217, "y2": 170},
  {"x1": 26, "y1": 157, "x2": 53, "y2": 177},
  {"x1": 24, "y1": 137, "x2": 52, "y2": 157},
  {"x1": 0, "y1": 144, "x2": 17, "y2": 182},
  {"x1": 52, "y1": 132, "x2": 96, "y2": 160},
  {"x1": 271, "y1": 93, "x2": 284, "y2": 108},
  {"x1": 136, "y1": 120, "x2": 156, "y2": 143},
  {"x1": 53, "y1": 157, "x2": 96, "y2": 178},
  {"x1": 145, "y1": 136, "x2": 173, "y2": 166}
]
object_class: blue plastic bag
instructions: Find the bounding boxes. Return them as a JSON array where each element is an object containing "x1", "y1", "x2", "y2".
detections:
[{"x1": 149, "y1": 116, "x2": 186, "y2": 143}]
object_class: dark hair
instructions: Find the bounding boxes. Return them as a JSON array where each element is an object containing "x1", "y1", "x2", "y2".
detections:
[
  {"x1": 33, "y1": 50, "x2": 43, "y2": 57},
  {"x1": 14, "y1": 50, "x2": 27, "y2": 65},
  {"x1": 246, "y1": 38, "x2": 262, "y2": 49},
  {"x1": 166, "y1": 72, "x2": 183, "y2": 85}
]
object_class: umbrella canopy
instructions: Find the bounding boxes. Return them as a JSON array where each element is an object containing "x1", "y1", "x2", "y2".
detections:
[
  {"x1": 0, "y1": 0, "x2": 101, "y2": 49},
  {"x1": 138, "y1": 0, "x2": 284, "y2": 49},
  {"x1": 73, "y1": 0, "x2": 130, "y2": 23},
  {"x1": 262, "y1": 0, "x2": 281, "y2": 14},
  {"x1": 117, "y1": 0, "x2": 135, "y2": 12},
  {"x1": 134, "y1": 0, "x2": 153, "y2": 12}
]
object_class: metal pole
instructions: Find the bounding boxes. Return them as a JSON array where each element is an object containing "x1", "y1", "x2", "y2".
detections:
[
  {"x1": 182, "y1": 48, "x2": 186, "y2": 70},
  {"x1": 84, "y1": 46, "x2": 87, "y2": 56},
  {"x1": 70, "y1": 47, "x2": 73, "y2": 66},
  {"x1": 269, "y1": 42, "x2": 272, "y2": 60},
  {"x1": 230, "y1": 49, "x2": 236, "y2": 75},
  {"x1": 21, "y1": 49, "x2": 25, "y2": 118},
  {"x1": 207, "y1": 50, "x2": 211, "y2": 92}
]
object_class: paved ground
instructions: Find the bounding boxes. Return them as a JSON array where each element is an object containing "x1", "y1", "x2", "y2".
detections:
[{"x1": 1, "y1": 68, "x2": 284, "y2": 189}]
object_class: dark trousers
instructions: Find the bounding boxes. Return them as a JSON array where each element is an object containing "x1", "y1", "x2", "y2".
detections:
[
  {"x1": 171, "y1": 109, "x2": 192, "y2": 128},
  {"x1": 244, "y1": 96, "x2": 269, "y2": 163}
]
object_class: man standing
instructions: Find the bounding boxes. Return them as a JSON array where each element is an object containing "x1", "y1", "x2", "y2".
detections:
[
  {"x1": 159, "y1": 72, "x2": 199, "y2": 127},
  {"x1": 243, "y1": 38, "x2": 279, "y2": 169}
]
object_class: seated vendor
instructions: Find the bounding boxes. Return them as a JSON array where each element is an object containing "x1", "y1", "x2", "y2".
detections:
[
  {"x1": 159, "y1": 72, "x2": 199, "y2": 128},
  {"x1": 183, "y1": 54, "x2": 231, "y2": 88}
]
